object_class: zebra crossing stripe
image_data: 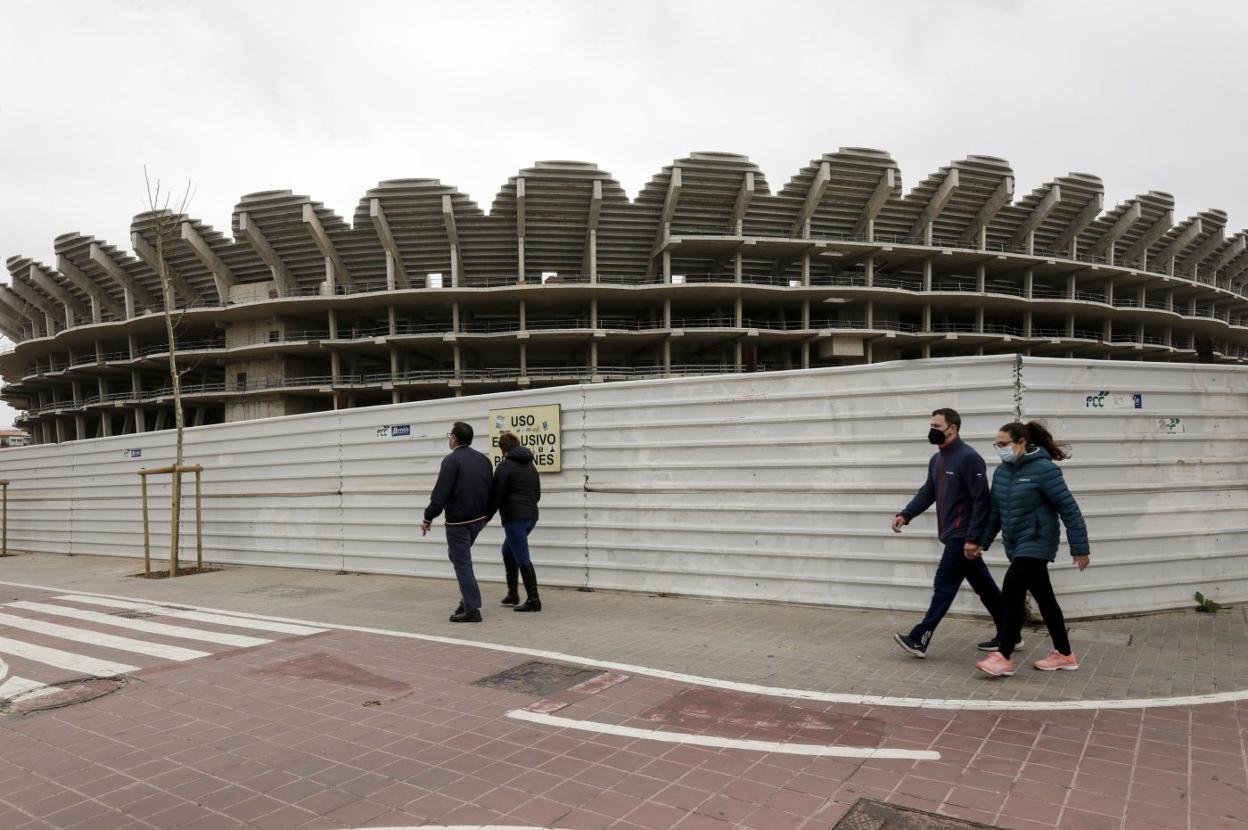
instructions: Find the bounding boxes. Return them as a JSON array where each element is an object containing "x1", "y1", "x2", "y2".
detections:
[
  {"x1": 8, "y1": 601, "x2": 271, "y2": 649},
  {"x1": 51, "y1": 595, "x2": 326, "y2": 636},
  {"x1": 0, "y1": 612, "x2": 211, "y2": 662},
  {"x1": 0, "y1": 675, "x2": 49, "y2": 699},
  {"x1": 0, "y1": 635, "x2": 139, "y2": 676}
]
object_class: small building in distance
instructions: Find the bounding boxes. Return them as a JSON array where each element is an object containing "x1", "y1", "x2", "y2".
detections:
[{"x1": 0, "y1": 428, "x2": 29, "y2": 448}]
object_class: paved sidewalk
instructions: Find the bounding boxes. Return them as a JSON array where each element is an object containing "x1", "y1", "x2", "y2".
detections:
[
  {"x1": 2, "y1": 552, "x2": 1244, "y2": 705},
  {"x1": 0, "y1": 552, "x2": 1244, "y2": 830}
]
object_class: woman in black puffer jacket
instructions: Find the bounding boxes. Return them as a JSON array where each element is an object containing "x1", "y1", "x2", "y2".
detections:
[{"x1": 493, "y1": 431, "x2": 542, "y2": 612}]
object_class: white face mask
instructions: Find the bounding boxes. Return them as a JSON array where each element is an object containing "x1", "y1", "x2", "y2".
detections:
[{"x1": 996, "y1": 446, "x2": 1016, "y2": 464}]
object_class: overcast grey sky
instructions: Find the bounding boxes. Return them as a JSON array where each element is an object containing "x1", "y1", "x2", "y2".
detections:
[{"x1": 1, "y1": 0, "x2": 1246, "y2": 428}]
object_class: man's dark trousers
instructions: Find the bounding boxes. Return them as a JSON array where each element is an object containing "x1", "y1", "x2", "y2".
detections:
[
  {"x1": 908, "y1": 537, "x2": 1005, "y2": 645},
  {"x1": 446, "y1": 522, "x2": 484, "y2": 611}
]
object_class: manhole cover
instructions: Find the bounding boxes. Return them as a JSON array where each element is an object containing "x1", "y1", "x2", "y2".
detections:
[
  {"x1": 832, "y1": 799, "x2": 1002, "y2": 829},
  {"x1": 473, "y1": 661, "x2": 603, "y2": 696},
  {"x1": 0, "y1": 677, "x2": 127, "y2": 715}
]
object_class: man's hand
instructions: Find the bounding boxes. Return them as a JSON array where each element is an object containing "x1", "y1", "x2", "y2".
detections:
[
  {"x1": 963, "y1": 542, "x2": 982, "y2": 560},
  {"x1": 421, "y1": 519, "x2": 431, "y2": 536},
  {"x1": 1073, "y1": 555, "x2": 1090, "y2": 571},
  {"x1": 891, "y1": 515, "x2": 907, "y2": 533}
]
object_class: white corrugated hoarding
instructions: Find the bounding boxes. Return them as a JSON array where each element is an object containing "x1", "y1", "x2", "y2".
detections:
[{"x1": 2, "y1": 355, "x2": 1244, "y2": 618}]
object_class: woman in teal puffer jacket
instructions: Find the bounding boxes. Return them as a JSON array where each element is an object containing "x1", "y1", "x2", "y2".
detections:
[{"x1": 973, "y1": 421, "x2": 1091, "y2": 678}]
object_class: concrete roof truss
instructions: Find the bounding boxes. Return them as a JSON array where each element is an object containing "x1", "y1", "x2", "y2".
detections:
[
  {"x1": 852, "y1": 167, "x2": 897, "y2": 238},
  {"x1": 959, "y1": 176, "x2": 1014, "y2": 247},
  {"x1": 368, "y1": 199, "x2": 411, "y2": 290},
  {"x1": 1009, "y1": 185, "x2": 1061, "y2": 247},
  {"x1": 301, "y1": 204, "x2": 354, "y2": 286},
  {"x1": 1123, "y1": 211, "x2": 1174, "y2": 263},
  {"x1": 441, "y1": 195, "x2": 463, "y2": 280},
  {"x1": 56, "y1": 254, "x2": 127, "y2": 319},
  {"x1": 582, "y1": 179, "x2": 602, "y2": 277},
  {"x1": 9, "y1": 274, "x2": 66, "y2": 323},
  {"x1": 1088, "y1": 201, "x2": 1143, "y2": 257},
  {"x1": 730, "y1": 172, "x2": 754, "y2": 234},
  {"x1": 89, "y1": 242, "x2": 159, "y2": 311},
  {"x1": 1211, "y1": 234, "x2": 1247, "y2": 276},
  {"x1": 791, "y1": 162, "x2": 830, "y2": 238},
  {"x1": 131, "y1": 231, "x2": 204, "y2": 306},
  {"x1": 238, "y1": 212, "x2": 297, "y2": 293},
  {"x1": 1051, "y1": 193, "x2": 1104, "y2": 257},
  {"x1": 29, "y1": 264, "x2": 91, "y2": 323},
  {"x1": 907, "y1": 168, "x2": 961, "y2": 240},
  {"x1": 1153, "y1": 218, "x2": 1203, "y2": 270},
  {"x1": 179, "y1": 222, "x2": 237, "y2": 301}
]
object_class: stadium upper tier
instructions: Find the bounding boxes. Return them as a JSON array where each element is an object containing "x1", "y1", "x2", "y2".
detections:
[{"x1": 4, "y1": 149, "x2": 1248, "y2": 443}]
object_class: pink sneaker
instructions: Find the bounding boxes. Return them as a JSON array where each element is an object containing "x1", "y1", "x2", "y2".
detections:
[
  {"x1": 976, "y1": 651, "x2": 1015, "y2": 677},
  {"x1": 1034, "y1": 650, "x2": 1079, "y2": 671}
]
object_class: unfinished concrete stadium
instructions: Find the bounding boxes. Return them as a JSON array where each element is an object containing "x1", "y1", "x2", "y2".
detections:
[{"x1": 3, "y1": 148, "x2": 1248, "y2": 444}]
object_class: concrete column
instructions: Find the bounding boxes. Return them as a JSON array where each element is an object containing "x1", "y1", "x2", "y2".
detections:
[
  {"x1": 664, "y1": 298, "x2": 671, "y2": 328},
  {"x1": 1024, "y1": 310, "x2": 1033, "y2": 337},
  {"x1": 519, "y1": 300, "x2": 526, "y2": 331},
  {"x1": 453, "y1": 344, "x2": 461, "y2": 378},
  {"x1": 976, "y1": 264, "x2": 986, "y2": 293},
  {"x1": 924, "y1": 223, "x2": 933, "y2": 246},
  {"x1": 802, "y1": 300, "x2": 810, "y2": 329},
  {"x1": 517, "y1": 238, "x2": 525, "y2": 283},
  {"x1": 327, "y1": 309, "x2": 338, "y2": 338},
  {"x1": 590, "y1": 298, "x2": 598, "y2": 328},
  {"x1": 128, "y1": 334, "x2": 138, "y2": 359},
  {"x1": 520, "y1": 343, "x2": 527, "y2": 375},
  {"x1": 865, "y1": 302, "x2": 874, "y2": 329},
  {"x1": 388, "y1": 306, "x2": 397, "y2": 336},
  {"x1": 385, "y1": 252, "x2": 397, "y2": 291},
  {"x1": 923, "y1": 304, "x2": 932, "y2": 332},
  {"x1": 734, "y1": 342, "x2": 742, "y2": 372},
  {"x1": 590, "y1": 341, "x2": 598, "y2": 372},
  {"x1": 734, "y1": 253, "x2": 742, "y2": 284},
  {"x1": 734, "y1": 298, "x2": 743, "y2": 327},
  {"x1": 663, "y1": 340, "x2": 672, "y2": 375},
  {"x1": 389, "y1": 348, "x2": 399, "y2": 381},
  {"x1": 662, "y1": 251, "x2": 672, "y2": 283},
  {"x1": 1024, "y1": 269, "x2": 1034, "y2": 300},
  {"x1": 922, "y1": 259, "x2": 933, "y2": 292},
  {"x1": 588, "y1": 229, "x2": 598, "y2": 283},
  {"x1": 1105, "y1": 280, "x2": 1115, "y2": 304},
  {"x1": 452, "y1": 302, "x2": 460, "y2": 333},
  {"x1": 866, "y1": 218, "x2": 875, "y2": 243},
  {"x1": 866, "y1": 255, "x2": 875, "y2": 288},
  {"x1": 801, "y1": 254, "x2": 810, "y2": 286},
  {"x1": 1067, "y1": 273, "x2": 1077, "y2": 299},
  {"x1": 975, "y1": 306, "x2": 985, "y2": 332},
  {"x1": 100, "y1": 411, "x2": 112, "y2": 437},
  {"x1": 331, "y1": 353, "x2": 341, "y2": 384},
  {"x1": 1067, "y1": 315, "x2": 1076, "y2": 338},
  {"x1": 123, "y1": 286, "x2": 136, "y2": 319}
]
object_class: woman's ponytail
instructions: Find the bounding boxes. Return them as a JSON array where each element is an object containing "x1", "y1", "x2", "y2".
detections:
[{"x1": 999, "y1": 420, "x2": 1071, "y2": 461}]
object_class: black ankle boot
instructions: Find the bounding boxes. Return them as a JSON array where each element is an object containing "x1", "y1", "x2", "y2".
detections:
[
  {"x1": 514, "y1": 563, "x2": 541, "y2": 612},
  {"x1": 501, "y1": 557, "x2": 520, "y2": 605}
]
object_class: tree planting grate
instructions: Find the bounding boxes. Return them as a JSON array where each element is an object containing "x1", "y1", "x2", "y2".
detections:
[
  {"x1": 473, "y1": 661, "x2": 603, "y2": 696},
  {"x1": 0, "y1": 677, "x2": 127, "y2": 715},
  {"x1": 831, "y1": 799, "x2": 1003, "y2": 829}
]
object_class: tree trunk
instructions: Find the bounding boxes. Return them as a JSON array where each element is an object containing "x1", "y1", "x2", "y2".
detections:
[{"x1": 156, "y1": 218, "x2": 185, "y2": 576}]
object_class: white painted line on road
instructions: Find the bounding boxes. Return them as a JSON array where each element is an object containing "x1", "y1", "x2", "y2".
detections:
[
  {"x1": 0, "y1": 674, "x2": 45, "y2": 699},
  {"x1": 0, "y1": 611, "x2": 211, "y2": 662},
  {"x1": 0, "y1": 578, "x2": 1236, "y2": 712},
  {"x1": 0, "y1": 634, "x2": 139, "y2": 677},
  {"x1": 507, "y1": 708, "x2": 940, "y2": 759},
  {"x1": 10, "y1": 600, "x2": 272, "y2": 648},
  {"x1": 51, "y1": 595, "x2": 326, "y2": 636}
]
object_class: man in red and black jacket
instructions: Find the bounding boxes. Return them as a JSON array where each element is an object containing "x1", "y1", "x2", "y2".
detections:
[{"x1": 890, "y1": 408, "x2": 1009, "y2": 658}]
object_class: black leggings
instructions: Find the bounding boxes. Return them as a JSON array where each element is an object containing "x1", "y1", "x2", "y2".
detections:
[{"x1": 999, "y1": 557, "x2": 1071, "y2": 658}]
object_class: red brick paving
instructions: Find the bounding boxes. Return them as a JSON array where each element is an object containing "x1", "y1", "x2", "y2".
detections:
[{"x1": 0, "y1": 586, "x2": 1246, "y2": 828}]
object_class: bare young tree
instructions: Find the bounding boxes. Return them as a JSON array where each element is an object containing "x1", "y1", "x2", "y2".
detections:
[{"x1": 143, "y1": 168, "x2": 195, "y2": 574}]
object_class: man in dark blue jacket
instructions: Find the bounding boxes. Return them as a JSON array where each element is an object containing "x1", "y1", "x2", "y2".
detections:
[
  {"x1": 891, "y1": 408, "x2": 1008, "y2": 657},
  {"x1": 422, "y1": 421, "x2": 495, "y2": 623}
]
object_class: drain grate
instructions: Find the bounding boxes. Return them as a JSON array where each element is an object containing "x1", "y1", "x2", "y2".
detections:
[
  {"x1": 111, "y1": 610, "x2": 156, "y2": 619},
  {"x1": 0, "y1": 677, "x2": 127, "y2": 715},
  {"x1": 473, "y1": 661, "x2": 603, "y2": 696},
  {"x1": 832, "y1": 799, "x2": 1002, "y2": 829}
]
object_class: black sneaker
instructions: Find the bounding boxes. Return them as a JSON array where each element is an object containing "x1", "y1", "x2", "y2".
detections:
[
  {"x1": 977, "y1": 636, "x2": 1024, "y2": 652},
  {"x1": 893, "y1": 632, "x2": 928, "y2": 658},
  {"x1": 449, "y1": 608, "x2": 482, "y2": 623}
]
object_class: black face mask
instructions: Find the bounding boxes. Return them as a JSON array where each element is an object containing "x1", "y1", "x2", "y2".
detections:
[{"x1": 928, "y1": 427, "x2": 947, "y2": 445}]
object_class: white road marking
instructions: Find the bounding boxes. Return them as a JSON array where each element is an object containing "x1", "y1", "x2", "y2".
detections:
[
  {"x1": 0, "y1": 674, "x2": 44, "y2": 699},
  {"x1": 0, "y1": 578, "x2": 1235, "y2": 712},
  {"x1": 9, "y1": 601, "x2": 271, "y2": 648},
  {"x1": 0, "y1": 612, "x2": 211, "y2": 661},
  {"x1": 507, "y1": 709, "x2": 940, "y2": 759},
  {"x1": 51, "y1": 595, "x2": 325, "y2": 636},
  {"x1": 0, "y1": 634, "x2": 139, "y2": 676}
]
